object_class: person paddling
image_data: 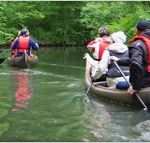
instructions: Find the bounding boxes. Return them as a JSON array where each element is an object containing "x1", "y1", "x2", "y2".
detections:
[
  {"x1": 10, "y1": 27, "x2": 39, "y2": 59},
  {"x1": 128, "y1": 20, "x2": 150, "y2": 95},
  {"x1": 84, "y1": 26, "x2": 112, "y2": 81},
  {"x1": 86, "y1": 26, "x2": 112, "y2": 61}
]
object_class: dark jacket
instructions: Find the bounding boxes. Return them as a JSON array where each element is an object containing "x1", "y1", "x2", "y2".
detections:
[
  {"x1": 129, "y1": 29, "x2": 150, "y2": 90},
  {"x1": 107, "y1": 50, "x2": 129, "y2": 77}
]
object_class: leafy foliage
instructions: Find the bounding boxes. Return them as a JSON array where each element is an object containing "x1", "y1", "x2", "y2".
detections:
[
  {"x1": 80, "y1": 1, "x2": 150, "y2": 40},
  {"x1": 0, "y1": 1, "x2": 149, "y2": 45}
]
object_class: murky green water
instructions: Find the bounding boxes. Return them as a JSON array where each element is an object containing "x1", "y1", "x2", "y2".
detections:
[{"x1": 0, "y1": 47, "x2": 150, "y2": 142}]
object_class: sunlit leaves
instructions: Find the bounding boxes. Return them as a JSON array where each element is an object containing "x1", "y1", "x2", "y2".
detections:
[
  {"x1": 0, "y1": 1, "x2": 150, "y2": 45},
  {"x1": 80, "y1": 1, "x2": 150, "y2": 39}
]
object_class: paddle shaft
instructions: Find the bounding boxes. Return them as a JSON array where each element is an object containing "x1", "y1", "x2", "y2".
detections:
[
  {"x1": 93, "y1": 81, "x2": 107, "y2": 85},
  {"x1": 86, "y1": 81, "x2": 92, "y2": 95},
  {"x1": 113, "y1": 61, "x2": 148, "y2": 111},
  {"x1": 86, "y1": 86, "x2": 90, "y2": 95}
]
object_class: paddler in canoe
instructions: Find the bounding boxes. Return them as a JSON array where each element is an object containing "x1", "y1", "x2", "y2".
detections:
[
  {"x1": 128, "y1": 20, "x2": 150, "y2": 95},
  {"x1": 8, "y1": 27, "x2": 39, "y2": 68},
  {"x1": 85, "y1": 26, "x2": 130, "y2": 90},
  {"x1": 84, "y1": 20, "x2": 150, "y2": 109}
]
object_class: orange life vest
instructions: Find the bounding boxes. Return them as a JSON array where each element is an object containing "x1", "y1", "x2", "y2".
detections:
[
  {"x1": 18, "y1": 36, "x2": 30, "y2": 53},
  {"x1": 132, "y1": 35, "x2": 150, "y2": 72}
]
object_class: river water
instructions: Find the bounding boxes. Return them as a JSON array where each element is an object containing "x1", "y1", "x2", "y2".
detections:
[{"x1": 0, "y1": 47, "x2": 150, "y2": 141}]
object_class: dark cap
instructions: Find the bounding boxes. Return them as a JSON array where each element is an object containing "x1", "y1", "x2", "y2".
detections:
[{"x1": 136, "y1": 20, "x2": 150, "y2": 31}]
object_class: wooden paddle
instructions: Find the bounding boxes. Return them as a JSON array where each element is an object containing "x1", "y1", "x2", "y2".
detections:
[{"x1": 113, "y1": 60, "x2": 148, "y2": 111}]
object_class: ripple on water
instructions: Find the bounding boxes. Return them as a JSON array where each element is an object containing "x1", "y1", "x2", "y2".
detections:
[
  {"x1": 0, "y1": 72, "x2": 10, "y2": 75},
  {"x1": 40, "y1": 62, "x2": 84, "y2": 70},
  {"x1": 85, "y1": 100, "x2": 112, "y2": 141},
  {"x1": 25, "y1": 69, "x2": 80, "y2": 81},
  {"x1": 40, "y1": 81, "x2": 82, "y2": 88},
  {"x1": 133, "y1": 120, "x2": 150, "y2": 141},
  {"x1": 84, "y1": 98, "x2": 148, "y2": 142},
  {"x1": 40, "y1": 81, "x2": 61, "y2": 85}
]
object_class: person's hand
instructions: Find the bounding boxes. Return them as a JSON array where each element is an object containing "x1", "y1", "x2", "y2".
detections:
[
  {"x1": 83, "y1": 53, "x2": 89, "y2": 59},
  {"x1": 127, "y1": 86, "x2": 138, "y2": 96},
  {"x1": 110, "y1": 56, "x2": 119, "y2": 62},
  {"x1": 11, "y1": 55, "x2": 15, "y2": 59}
]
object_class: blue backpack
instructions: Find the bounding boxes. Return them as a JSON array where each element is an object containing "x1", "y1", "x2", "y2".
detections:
[{"x1": 116, "y1": 81, "x2": 129, "y2": 90}]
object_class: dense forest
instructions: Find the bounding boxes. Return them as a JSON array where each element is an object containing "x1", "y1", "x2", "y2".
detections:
[{"x1": 0, "y1": 1, "x2": 150, "y2": 46}]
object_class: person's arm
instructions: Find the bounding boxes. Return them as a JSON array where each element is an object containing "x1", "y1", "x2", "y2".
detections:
[
  {"x1": 29, "y1": 38, "x2": 39, "y2": 51},
  {"x1": 129, "y1": 41, "x2": 145, "y2": 91},
  {"x1": 130, "y1": 62, "x2": 144, "y2": 90},
  {"x1": 10, "y1": 38, "x2": 19, "y2": 49}
]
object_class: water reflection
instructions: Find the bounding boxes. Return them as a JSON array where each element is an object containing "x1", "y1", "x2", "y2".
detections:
[{"x1": 12, "y1": 70, "x2": 32, "y2": 112}]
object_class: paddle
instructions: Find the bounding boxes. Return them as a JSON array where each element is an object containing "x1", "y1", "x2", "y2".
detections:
[
  {"x1": 113, "y1": 60, "x2": 148, "y2": 111},
  {"x1": 86, "y1": 79, "x2": 93, "y2": 95}
]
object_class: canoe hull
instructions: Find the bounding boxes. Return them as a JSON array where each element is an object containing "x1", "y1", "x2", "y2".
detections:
[
  {"x1": 85, "y1": 58, "x2": 150, "y2": 106},
  {"x1": 7, "y1": 54, "x2": 38, "y2": 68}
]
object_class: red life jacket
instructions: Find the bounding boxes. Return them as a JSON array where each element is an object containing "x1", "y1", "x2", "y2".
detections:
[
  {"x1": 132, "y1": 35, "x2": 150, "y2": 72},
  {"x1": 98, "y1": 38, "x2": 110, "y2": 60},
  {"x1": 18, "y1": 36, "x2": 30, "y2": 53}
]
